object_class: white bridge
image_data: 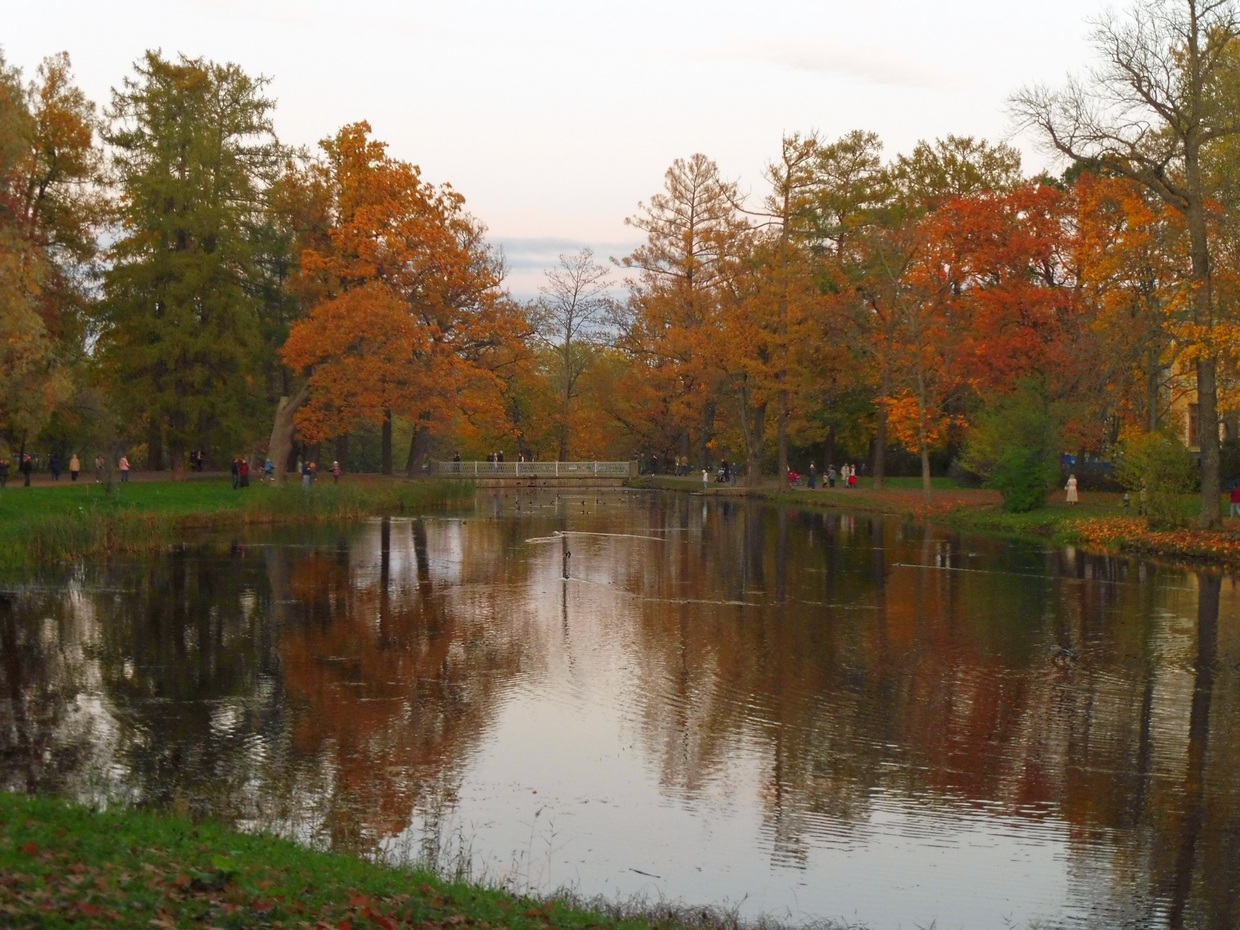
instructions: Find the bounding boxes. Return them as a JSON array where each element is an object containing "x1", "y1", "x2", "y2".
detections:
[{"x1": 428, "y1": 460, "x2": 637, "y2": 485}]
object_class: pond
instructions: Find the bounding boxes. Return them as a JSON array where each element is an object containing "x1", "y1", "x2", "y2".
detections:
[{"x1": 2, "y1": 489, "x2": 1239, "y2": 929}]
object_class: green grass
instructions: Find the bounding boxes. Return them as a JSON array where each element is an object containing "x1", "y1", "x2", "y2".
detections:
[
  {"x1": 862, "y1": 475, "x2": 962, "y2": 490},
  {"x1": 0, "y1": 477, "x2": 473, "y2": 569},
  {"x1": 0, "y1": 792, "x2": 863, "y2": 930}
]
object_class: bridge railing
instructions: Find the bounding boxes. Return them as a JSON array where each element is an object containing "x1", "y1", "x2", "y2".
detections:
[{"x1": 429, "y1": 460, "x2": 636, "y2": 478}]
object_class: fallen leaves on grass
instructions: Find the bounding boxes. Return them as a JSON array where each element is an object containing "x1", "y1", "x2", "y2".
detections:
[
  {"x1": 1076, "y1": 517, "x2": 1240, "y2": 565},
  {"x1": 0, "y1": 828, "x2": 518, "y2": 930}
]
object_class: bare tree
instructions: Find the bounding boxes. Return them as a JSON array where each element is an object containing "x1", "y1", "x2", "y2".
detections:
[
  {"x1": 1011, "y1": 0, "x2": 1240, "y2": 528},
  {"x1": 532, "y1": 248, "x2": 615, "y2": 460}
]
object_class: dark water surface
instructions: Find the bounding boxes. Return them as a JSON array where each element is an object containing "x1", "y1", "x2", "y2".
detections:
[{"x1": 3, "y1": 490, "x2": 1240, "y2": 929}]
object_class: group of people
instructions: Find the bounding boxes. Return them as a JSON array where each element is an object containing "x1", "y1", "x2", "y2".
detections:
[
  {"x1": 292, "y1": 458, "x2": 342, "y2": 488},
  {"x1": 230, "y1": 457, "x2": 251, "y2": 488},
  {"x1": 0, "y1": 452, "x2": 126, "y2": 486},
  {"x1": 804, "y1": 463, "x2": 858, "y2": 489}
]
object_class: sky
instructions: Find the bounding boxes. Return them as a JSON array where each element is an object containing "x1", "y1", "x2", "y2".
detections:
[{"x1": 7, "y1": 0, "x2": 1114, "y2": 298}]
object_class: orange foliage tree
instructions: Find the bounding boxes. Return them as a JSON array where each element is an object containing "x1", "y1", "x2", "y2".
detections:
[
  {"x1": 836, "y1": 137, "x2": 1025, "y2": 490},
  {"x1": 279, "y1": 122, "x2": 526, "y2": 475},
  {"x1": 1074, "y1": 171, "x2": 1188, "y2": 437},
  {"x1": 887, "y1": 180, "x2": 1089, "y2": 492},
  {"x1": 616, "y1": 154, "x2": 749, "y2": 472}
]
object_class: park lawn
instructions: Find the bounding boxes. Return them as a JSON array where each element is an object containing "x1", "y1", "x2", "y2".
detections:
[
  {"x1": 0, "y1": 791, "x2": 716, "y2": 930},
  {"x1": 0, "y1": 478, "x2": 252, "y2": 522},
  {"x1": 0, "y1": 477, "x2": 471, "y2": 570}
]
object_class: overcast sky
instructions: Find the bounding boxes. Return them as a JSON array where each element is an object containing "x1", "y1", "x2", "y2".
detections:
[{"x1": 7, "y1": 0, "x2": 1112, "y2": 296}]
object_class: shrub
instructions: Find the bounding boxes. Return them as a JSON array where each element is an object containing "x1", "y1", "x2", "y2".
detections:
[
  {"x1": 961, "y1": 380, "x2": 1062, "y2": 513},
  {"x1": 1111, "y1": 432, "x2": 1198, "y2": 528}
]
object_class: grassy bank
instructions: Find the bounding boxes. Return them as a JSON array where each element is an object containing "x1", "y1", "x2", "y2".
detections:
[
  {"x1": 0, "y1": 792, "x2": 855, "y2": 930},
  {"x1": 631, "y1": 474, "x2": 1240, "y2": 567},
  {"x1": 0, "y1": 476, "x2": 473, "y2": 569}
]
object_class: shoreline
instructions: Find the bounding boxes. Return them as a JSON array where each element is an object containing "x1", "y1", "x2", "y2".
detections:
[
  {"x1": 628, "y1": 475, "x2": 1240, "y2": 570},
  {"x1": 0, "y1": 475, "x2": 473, "y2": 571},
  {"x1": 4, "y1": 473, "x2": 1239, "y2": 572},
  {"x1": 2, "y1": 792, "x2": 795, "y2": 930}
]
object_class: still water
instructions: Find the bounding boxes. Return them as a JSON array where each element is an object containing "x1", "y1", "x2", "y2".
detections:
[{"x1": 2, "y1": 490, "x2": 1239, "y2": 929}]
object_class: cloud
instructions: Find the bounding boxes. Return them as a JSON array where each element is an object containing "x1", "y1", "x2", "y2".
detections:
[{"x1": 710, "y1": 38, "x2": 970, "y2": 91}]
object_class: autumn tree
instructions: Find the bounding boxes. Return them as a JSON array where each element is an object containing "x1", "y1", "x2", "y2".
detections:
[
  {"x1": 0, "y1": 51, "x2": 101, "y2": 454},
  {"x1": 280, "y1": 122, "x2": 523, "y2": 476},
  {"x1": 1074, "y1": 171, "x2": 1187, "y2": 436},
  {"x1": 803, "y1": 130, "x2": 891, "y2": 473},
  {"x1": 617, "y1": 154, "x2": 748, "y2": 471},
  {"x1": 530, "y1": 248, "x2": 615, "y2": 461},
  {"x1": 740, "y1": 133, "x2": 823, "y2": 482},
  {"x1": 1013, "y1": 0, "x2": 1240, "y2": 527},
  {"x1": 100, "y1": 51, "x2": 286, "y2": 470},
  {"x1": 845, "y1": 137, "x2": 1023, "y2": 492}
]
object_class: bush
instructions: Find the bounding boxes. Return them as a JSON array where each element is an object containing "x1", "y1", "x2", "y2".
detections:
[
  {"x1": 1111, "y1": 432, "x2": 1198, "y2": 528},
  {"x1": 961, "y1": 380, "x2": 1062, "y2": 513}
]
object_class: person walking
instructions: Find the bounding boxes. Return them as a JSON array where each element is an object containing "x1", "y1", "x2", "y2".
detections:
[
  {"x1": 1065, "y1": 474, "x2": 1079, "y2": 505},
  {"x1": 827, "y1": 464, "x2": 836, "y2": 488},
  {"x1": 331, "y1": 460, "x2": 341, "y2": 484},
  {"x1": 0, "y1": 457, "x2": 9, "y2": 488},
  {"x1": 69, "y1": 453, "x2": 80, "y2": 481},
  {"x1": 301, "y1": 459, "x2": 313, "y2": 490},
  {"x1": 238, "y1": 457, "x2": 250, "y2": 488},
  {"x1": 118, "y1": 454, "x2": 130, "y2": 483},
  {"x1": 50, "y1": 455, "x2": 61, "y2": 481},
  {"x1": 21, "y1": 454, "x2": 34, "y2": 487},
  {"x1": 94, "y1": 454, "x2": 104, "y2": 483},
  {"x1": 808, "y1": 462, "x2": 817, "y2": 489}
]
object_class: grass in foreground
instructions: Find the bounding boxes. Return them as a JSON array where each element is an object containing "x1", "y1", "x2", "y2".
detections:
[
  {"x1": 0, "y1": 792, "x2": 861, "y2": 930},
  {"x1": 0, "y1": 477, "x2": 472, "y2": 569}
]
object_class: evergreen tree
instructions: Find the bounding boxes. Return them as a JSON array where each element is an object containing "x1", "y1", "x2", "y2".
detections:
[{"x1": 100, "y1": 52, "x2": 285, "y2": 469}]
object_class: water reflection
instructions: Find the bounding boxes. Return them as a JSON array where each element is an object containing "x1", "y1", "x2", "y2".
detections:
[{"x1": 2, "y1": 492, "x2": 1240, "y2": 929}]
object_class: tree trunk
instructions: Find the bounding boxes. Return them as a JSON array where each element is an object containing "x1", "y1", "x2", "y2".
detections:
[
  {"x1": 1183, "y1": 145, "x2": 1221, "y2": 527},
  {"x1": 404, "y1": 425, "x2": 431, "y2": 477},
  {"x1": 267, "y1": 382, "x2": 309, "y2": 485},
  {"x1": 777, "y1": 385, "x2": 789, "y2": 488},
  {"x1": 1196, "y1": 356, "x2": 1221, "y2": 528},
  {"x1": 381, "y1": 408, "x2": 393, "y2": 476},
  {"x1": 147, "y1": 420, "x2": 164, "y2": 471},
  {"x1": 743, "y1": 400, "x2": 766, "y2": 489},
  {"x1": 698, "y1": 398, "x2": 716, "y2": 471}
]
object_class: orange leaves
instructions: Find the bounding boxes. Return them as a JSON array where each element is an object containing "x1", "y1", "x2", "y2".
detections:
[
  {"x1": 281, "y1": 122, "x2": 520, "y2": 443},
  {"x1": 881, "y1": 390, "x2": 960, "y2": 452},
  {"x1": 283, "y1": 282, "x2": 420, "y2": 440},
  {"x1": 1076, "y1": 517, "x2": 1240, "y2": 565}
]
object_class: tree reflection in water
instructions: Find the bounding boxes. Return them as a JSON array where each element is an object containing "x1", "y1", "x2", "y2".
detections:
[{"x1": 2, "y1": 494, "x2": 1240, "y2": 928}]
